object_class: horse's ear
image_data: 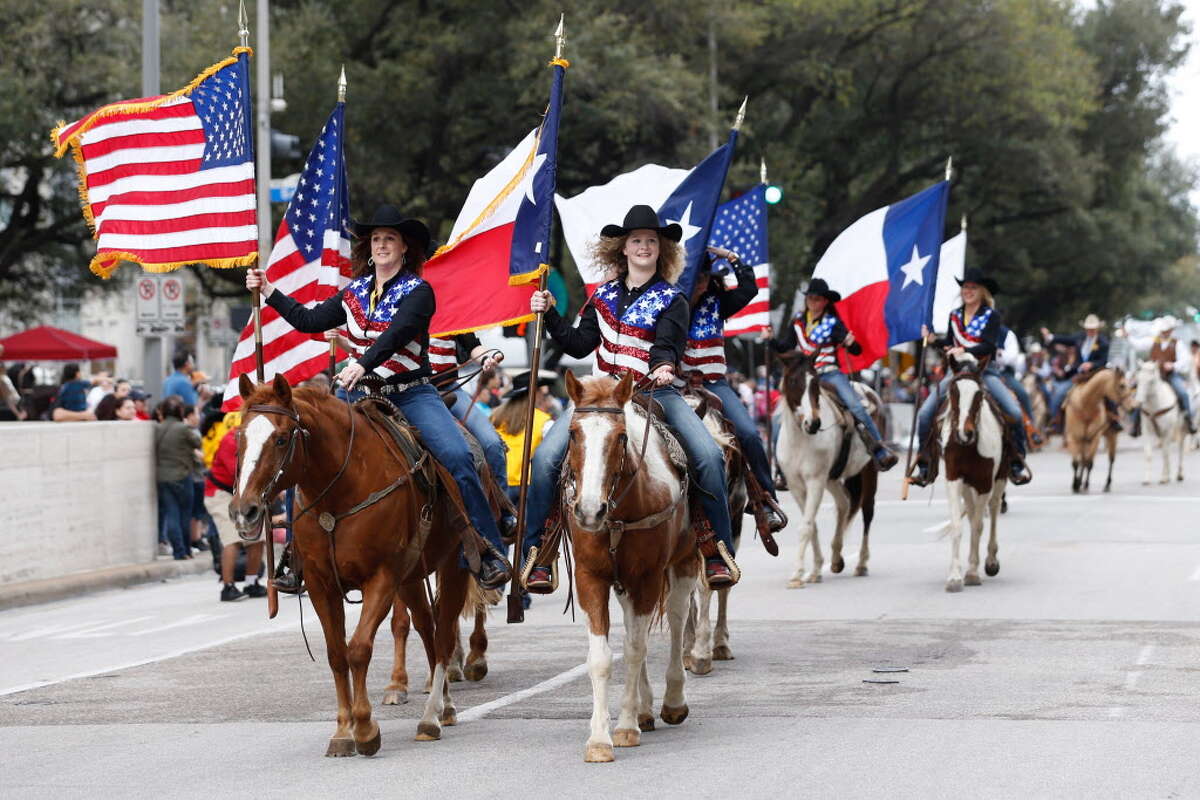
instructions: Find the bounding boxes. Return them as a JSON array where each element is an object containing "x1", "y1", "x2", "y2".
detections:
[
  {"x1": 613, "y1": 371, "x2": 635, "y2": 405},
  {"x1": 776, "y1": 351, "x2": 797, "y2": 367},
  {"x1": 564, "y1": 370, "x2": 583, "y2": 405},
  {"x1": 238, "y1": 373, "x2": 255, "y2": 400},
  {"x1": 272, "y1": 373, "x2": 293, "y2": 405}
]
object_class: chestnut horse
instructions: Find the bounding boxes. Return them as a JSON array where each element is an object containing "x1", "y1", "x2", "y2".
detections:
[
  {"x1": 1063, "y1": 369, "x2": 1131, "y2": 493},
  {"x1": 562, "y1": 372, "x2": 699, "y2": 763},
  {"x1": 230, "y1": 375, "x2": 481, "y2": 756}
]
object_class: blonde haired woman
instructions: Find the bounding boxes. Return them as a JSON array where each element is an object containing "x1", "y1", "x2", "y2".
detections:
[{"x1": 521, "y1": 205, "x2": 739, "y2": 590}]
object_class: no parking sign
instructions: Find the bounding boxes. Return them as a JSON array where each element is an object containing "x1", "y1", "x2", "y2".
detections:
[{"x1": 135, "y1": 275, "x2": 186, "y2": 335}]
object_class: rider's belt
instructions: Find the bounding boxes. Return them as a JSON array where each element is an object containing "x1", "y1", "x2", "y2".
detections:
[{"x1": 361, "y1": 376, "x2": 430, "y2": 396}]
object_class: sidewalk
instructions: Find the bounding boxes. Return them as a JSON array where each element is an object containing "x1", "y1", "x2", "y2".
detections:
[{"x1": 0, "y1": 556, "x2": 213, "y2": 611}]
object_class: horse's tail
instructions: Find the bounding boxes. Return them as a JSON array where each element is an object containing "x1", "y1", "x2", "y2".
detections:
[
  {"x1": 923, "y1": 519, "x2": 954, "y2": 539},
  {"x1": 462, "y1": 576, "x2": 499, "y2": 619}
]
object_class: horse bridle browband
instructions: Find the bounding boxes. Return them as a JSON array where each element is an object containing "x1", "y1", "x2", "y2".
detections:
[{"x1": 234, "y1": 404, "x2": 311, "y2": 540}]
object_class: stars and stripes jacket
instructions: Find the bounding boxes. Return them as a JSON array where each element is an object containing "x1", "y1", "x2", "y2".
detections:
[
  {"x1": 681, "y1": 258, "x2": 759, "y2": 380},
  {"x1": 265, "y1": 270, "x2": 432, "y2": 385},
  {"x1": 932, "y1": 305, "x2": 1003, "y2": 360},
  {"x1": 543, "y1": 272, "x2": 688, "y2": 382},
  {"x1": 428, "y1": 332, "x2": 482, "y2": 384},
  {"x1": 772, "y1": 310, "x2": 861, "y2": 374}
]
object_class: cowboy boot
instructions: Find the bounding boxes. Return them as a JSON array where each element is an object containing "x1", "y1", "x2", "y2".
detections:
[
  {"x1": 273, "y1": 543, "x2": 303, "y2": 595},
  {"x1": 520, "y1": 546, "x2": 557, "y2": 595},
  {"x1": 857, "y1": 426, "x2": 898, "y2": 471},
  {"x1": 1130, "y1": 408, "x2": 1142, "y2": 438},
  {"x1": 473, "y1": 540, "x2": 512, "y2": 591}
]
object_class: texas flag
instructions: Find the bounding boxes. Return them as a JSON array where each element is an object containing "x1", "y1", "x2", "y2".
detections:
[
  {"x1": 812, "y1": 180, "x2": 950, "y2": 370},
  {"x1": 931, "y1": 226, "x2": 966, "y2": 333},
  {"x1": 423, "y1": 58, "x2": 566, "y2": 336},
  {"x1": 556, "y1": 129, "x2": 737, "y2": 298}
]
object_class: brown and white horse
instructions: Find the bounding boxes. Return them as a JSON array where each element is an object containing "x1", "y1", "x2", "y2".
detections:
[
  {"x1": 776, "y1": 354, "x2": 879, "y2": 588},
  {"x1": 562, "y1": 371, "x2": 699, "y2": 763},
  {"x1": 230, "y1": 375, "x2": 480, "y2": 756},
  {"x1": 933, "y1": 364, "x2": 1007, "y2": 592},
  {"x1": 1063, "y1": 369, "x2": 1131, "y2": 493}
]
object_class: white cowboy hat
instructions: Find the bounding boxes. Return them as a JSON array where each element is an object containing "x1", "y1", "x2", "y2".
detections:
[
  {"x1": 1155, "y1": 315, "x2": 1179, "y2": 333},
  {"x1": 1079, "y1": 313, "x2": 1105, "y2": 329}
]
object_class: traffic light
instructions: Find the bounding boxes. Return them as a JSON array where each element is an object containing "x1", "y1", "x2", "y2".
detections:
[{"x1": 764, "y1": 184, "x2": 783, "y2": 205}]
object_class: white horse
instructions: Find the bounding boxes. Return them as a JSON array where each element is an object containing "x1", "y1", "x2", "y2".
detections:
[
  {"x1": 934, "y1": 367, "x2": 1007, "y2": 592},
  {"x1": 1135, "y1": 361, "x2": 1185, "y2": 484},
  {"x1": 776, "y1": 356, "x2": 879, "y2": 588}
]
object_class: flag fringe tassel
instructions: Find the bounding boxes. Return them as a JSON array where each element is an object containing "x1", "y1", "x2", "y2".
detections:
[
  {"x1": 508, "y1": 263, "x2": 548, "y2": 286},
  {"x1": 88, "y1": 251, "x2": 257, "y2": 280}
]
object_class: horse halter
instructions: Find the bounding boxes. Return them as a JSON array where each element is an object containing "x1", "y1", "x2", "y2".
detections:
[{"x1": 571, "y1": 405, "x2": 637, "y2": 516}]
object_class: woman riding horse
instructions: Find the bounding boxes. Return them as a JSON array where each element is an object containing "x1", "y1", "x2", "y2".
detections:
[
  {"x1": 681, "y1": 248, "x2": 787, "y2": 536},
  {"x1": 522, "y1": 204, "x2": 741, "y2": 590},
  {"x1": 771, "y1": 278, "x2": 898, "y2": 471},
  {"x1": 911, "y1": 268, "x2": 1032, "y2": 486},
  {"x1": 245, "y1": 203, "x2": 511, "y2": 589}
]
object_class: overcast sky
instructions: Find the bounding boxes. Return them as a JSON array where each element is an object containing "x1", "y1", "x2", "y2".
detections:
[{"x1": 1163, "y1": 0, "x2": 1200, "y2": 207}]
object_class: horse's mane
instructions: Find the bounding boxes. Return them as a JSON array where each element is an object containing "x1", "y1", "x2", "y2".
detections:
[
  {"x1": 241, "y1": 383, "x2": 342, "y2": 417},
  {"x1": 575, "y1": 375, "x2": 625, "y2": 407}
]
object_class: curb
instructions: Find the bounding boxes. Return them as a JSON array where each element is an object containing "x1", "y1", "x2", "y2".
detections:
[{"x1": 0, "y1": 557, "x2": 215, "y2": 612}]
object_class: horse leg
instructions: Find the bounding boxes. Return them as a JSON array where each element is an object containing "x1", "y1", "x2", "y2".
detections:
[
  {"x1": 447, "y1": 618, "x2": 466, "y2": 683},
  {"x1": 964, "y1": 491, "x2": 983, "y2": 586},
  {"x1": 613, "y1": 592, "x2": 652, "y2": 748},
  {"x1": 307, "y1": 572, "x2": 355, "y2": 757},
  {"x1": 464, "y1": 603, "x2": 489, "y2": 682},
  {"x1": 786, "y1": 480, "x2": 811, "y2": 588},
  {"x1": 687, "y1": 575, "x2": 714, "y2": 675},
  {"x1": 712, "y1": 586, "x2": 733, "y2": 661},
  {"x1": 827, "y1": 480, "x2": 850, "y2": 575},
  {"x1": 1161, "y1": 430, "x2": 1172, "y2": 484},
  {"x1": 345, "y1": 574, "x2": 396, "y2": 756},
  {"x1": 1143, "y1": 437, "x2": 1153, "y2": 485},
  {"x1": 1178, "y1": 431, "x2": 1186, "y2": 482},
  {"x1": 383, "y1": 595, "x2": 410, "y2": 705},
  {"x1": 578, "y1": 570, "x2": 614, "y2": 763},
  {"x1": 397, "y1": 584, "x2": 437, "y2": 695},
  {"x1": 1104, "y1": 433, "x2": 1116, "y2": 493},
  {"x1": 682, "y1": 592, "x2": 697, "y2": 671},
  {"x1": 416, "y1": 564, "x2": 468, "y2": 740},
  {"x1": 945, "y1": 479, "x2": 965, "y2": 592},
  {"x1": 797, "y1": 479, "x2": 824, "y2": 585},
  {"x1": 855, "y1": 468, "x2": 877, "y2": 577},
  {"x1": 985, "y1": 490, "x2": 1001, "y2": 577},
  {"x1": 661, "y1": 567, "x2": 693, "y2": 727},
  {"x1": 1071, "y1": 458, "x2": 1081, "y2": 494}
]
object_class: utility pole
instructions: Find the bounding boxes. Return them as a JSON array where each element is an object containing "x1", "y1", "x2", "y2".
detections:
[
  {"x1": 707, "y1": 8, "x2": 719, "y2": 151},
  {"x1": 141, "y1": 0, "x2": 167, "y2": 399}
]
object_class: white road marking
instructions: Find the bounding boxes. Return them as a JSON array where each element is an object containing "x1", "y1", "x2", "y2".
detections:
[
  {"x1": 877, "y1": 494, "x2": 1200, "y2": 508},
  {"x1": 458, "y1": 652, "x2": 625, "y2": 723},
  {"x1": 128, "y1": 613, "x2": 227, "y2": 637},
  {"x1": 1111, "y1": 644, "x2": 1157, "y2": 716},
  {"x1": 53, "y1": 616, "x2": 155, "y2": 639}
]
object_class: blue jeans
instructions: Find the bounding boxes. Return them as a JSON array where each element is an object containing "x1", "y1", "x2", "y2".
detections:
[
  {"x1": 999, "y1": 371, "x2": 1034, "y2": 419},
  {"x1": 1048, "y1": 378, "x2": 1073, "y2": 420},
  {"x1": 917, "y1": 369, "x2": 1026, "y2": 455},
  {"x1": 450, "y1": 388, "x2": 509, "y2": 499},
  {"x1": 818, "y1": 371, "x2": 885, "y2": 444},
  {"x1": 344, "y1": 384, "x2": 505, "y2": 559},
  {"x1": 524, "y1": 386, "x2": 736, "y2": 557},
  {"x1": 1167, "y1": 372, "x2": 1193, "y2": 415},
  {"x1": 157, "y1": 478, "x2": 193, "y2": 559},
  {"x1": 705, "y1": 378, "x2": 775, "y2": 499}
]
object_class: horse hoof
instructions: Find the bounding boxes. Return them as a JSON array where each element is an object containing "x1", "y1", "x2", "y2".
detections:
[
  {"x1": 440, "y1": 708, "x2": 458, "y2": 727},
  {"x1": 612, "y1": 728, "x2": 640, "y2": 748},
  {"x1": 806, "y1": 574, "x2": 823, "y2": 584},
  {"x1": 786, "y1": 578, "x2": 805, "y2": 589},
  {"x1": 712, "y1": 645, "x2": 734, "y2": 661},
  {"x1": 463, "y1": 659, "x2": 488, "y2": 682},
  {"x1": 831, "y1": 557, "x2": 845, "y2": 574},
  {"x1": 660, "y1": 704, "x2": 689, "y2": 725},
  {"x1": 638, "y1": 714, "x2": 656, "y2": 732},
  {"x1": 964, "y1": 573, "x2": 982, "y2": 586},
  {"x1": 415, "y1": 721, "x2": 441, "y2": 742},
  {"x1": 325, "y1": 737, "x2": 355, "y2": 757},
  {"x1": 687, "y1": 658, "x2": 713, "y2": 676},
  {"x1": 382, "y1": 689, "x2": 408, "y2": 706},
  {"x1": 585, "y1": 743, "x2": 615, "y2": 763},
  {"x1": 447, "y1": 665, "x2": 465, "y2": 683},
  {"x1": 945, "y1": 579, "x2": 964, "y2": 593},
  {"x1": 985, "y1": 560, "x2": 1000, "y2": 577},
  {"x1": 854, "y1": 566, "x2": 869, "y2": 577},
  {"x1": 355, "y1": 726, "x2": 381, "y2": 757},
  {"x1": 422, "y1": 678, "x2": 432, "y2": 694}
]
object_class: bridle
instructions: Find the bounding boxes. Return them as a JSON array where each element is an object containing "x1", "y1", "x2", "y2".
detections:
[{"x1": 233, "y1": 403, "x2": 311, "y2": 542}]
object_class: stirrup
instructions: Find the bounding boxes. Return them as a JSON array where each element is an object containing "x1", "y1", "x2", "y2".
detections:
[
  {"x1": 702, "y1": 541, "x2": 740, "y2": 589},
  {"x1": 519, "y1": 545, "x2": 559, "y2": 594},
  {"x1": 907, "y1": 460, "x2": 932, "y2": 488}
]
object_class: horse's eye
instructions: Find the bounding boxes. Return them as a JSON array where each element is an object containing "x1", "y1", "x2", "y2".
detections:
[{"x1": 275, "y1": 435, "x2": 288, "y2": 447}]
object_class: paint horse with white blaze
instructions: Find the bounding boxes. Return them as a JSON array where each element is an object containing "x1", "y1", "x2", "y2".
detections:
[
  {"x1": 1135, "y1": 360, "x2": 1186, "y2": 484},
  {"x1": 776, "y1": 353, "x2": 879, "y2": 588},
  {"x1": 561, "y1": 372, "x2": 699, "y2": 763}
]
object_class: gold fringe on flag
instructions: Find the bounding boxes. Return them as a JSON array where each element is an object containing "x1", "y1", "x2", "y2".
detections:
[{"x1": 89, "y1": 251, "x2": 258, "y2": 280}]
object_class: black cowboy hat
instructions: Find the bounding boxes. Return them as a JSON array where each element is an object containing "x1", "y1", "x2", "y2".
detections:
[
  {"x1": 955, "y1": 267, "x2": 999, "y2": 295},
  {"x1": 505, "y1": 369, "x2": 558, "y2": 402},
  {"x1": 600, "y1": 204, "x2": 683, "y2": 242},
  {"x1": 804, "y1": 278, "x2": 842, "y2": 304},
  {"x1": 351, "y1": 204, "x2": 432, "y2": 254}
]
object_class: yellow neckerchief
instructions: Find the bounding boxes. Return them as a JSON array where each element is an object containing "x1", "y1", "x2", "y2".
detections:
[
  {"x1": 369, "y1": 277, "x2": 384, "y2": 317},
  {"x1": 805, "y1": 310, "x2": 823, "y2": 330},
  {"x1": 962, "y1": 302, "x2": 983, "y2": 328}
]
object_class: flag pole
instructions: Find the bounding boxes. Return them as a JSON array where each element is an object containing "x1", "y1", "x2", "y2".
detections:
[
  {"x1": 760, "y1": 158, "x2": 776, "y2": 478},
  {"x1": 328, "y1": 66, "x2": 347, "y2": 386},
  {"x1": 901, "y1": 156, "x2": 953, "y2": 500},
  {"x1": 506, "y1": 15, "x2": 565, "y2": 626},
  {"x1": 244, "y1": 0, "x2": 268, "y2": 383}
]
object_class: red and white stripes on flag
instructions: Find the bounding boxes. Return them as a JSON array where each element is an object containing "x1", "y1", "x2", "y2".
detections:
[
  {"x1": 221, "y1": 103, "x2": 352, "y2": 410},
  {"x1": 721, "y1": 263, "x2": 770, "y2": 336},
  {"x1": 52, "y1": 48, "x2": 258, "y2": 278}
]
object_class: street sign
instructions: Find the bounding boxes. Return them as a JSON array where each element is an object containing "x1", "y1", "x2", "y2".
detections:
[{"x1": 135, "y1": 274, "x2": 186, "y2": 335}]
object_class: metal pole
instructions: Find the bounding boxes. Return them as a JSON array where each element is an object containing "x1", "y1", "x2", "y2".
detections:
[
  {"x1": 707, "y1": 9, "x2": 718, "y2": 150},
  {"x1": 765, "y1": 340, "x2": 775, "y2": 475},
  {"x1": 252, "y1": 0, "x2": 269, "y2": 383},
  {"x1": 141, "y1": 0, "x2": 166, "y2": 399}
]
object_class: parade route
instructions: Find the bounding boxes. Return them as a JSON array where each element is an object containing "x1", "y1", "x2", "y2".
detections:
[{"x1": 3, "y1": 440, "x2": 1200, "y2": 798}]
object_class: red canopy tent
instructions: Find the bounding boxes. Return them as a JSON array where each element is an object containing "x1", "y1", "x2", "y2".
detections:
[{"x1": 0, "y1": 325, "x2": 118, "y2": 361}]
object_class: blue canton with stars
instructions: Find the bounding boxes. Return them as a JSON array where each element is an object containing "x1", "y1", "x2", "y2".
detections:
[
  {"x1": 594, "y1": 280, "x2": 682, "y2": 331},
  {"x1": 708, "y1": 185, "x2": 768, "y2": 271},
  {"x1": 951, "y1": 305, "x2": 992, "y2": 342},
  {"x1": 345, "y1": 273, "x2": 424, "y2": 328},
  {"x1": 192, "y1": 53, "x2": 253, "y2": 170},
  {"x1": 285, "y1": 103, "x2": 350, "y2": 262},
  {"x1": 797, "y1": 313, "x2": 838, "y2": 346},
  {"x1": 688, "y1": 295, "x2": 723, "y2": 340}
]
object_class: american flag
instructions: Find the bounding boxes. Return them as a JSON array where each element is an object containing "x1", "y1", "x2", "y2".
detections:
[
  {"x1": 52, "y1": 49, "x2": 258, "y2": 278},
  {"x1": 221, "y1": 103, "x2": 351, "y2": 410},
  {"x1": 708, "y1": 184, "x2": 770, "y2": 336}
]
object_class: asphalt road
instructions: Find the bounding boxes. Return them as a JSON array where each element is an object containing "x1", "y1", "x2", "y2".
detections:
[{"x1": 3, "y1": 438, "x2": 1199, "y2": 799}]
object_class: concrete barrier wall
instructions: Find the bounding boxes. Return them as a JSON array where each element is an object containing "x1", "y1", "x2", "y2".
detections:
[{"x1": 0, "y1": 421, "x2": 158, "y2": 585}]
